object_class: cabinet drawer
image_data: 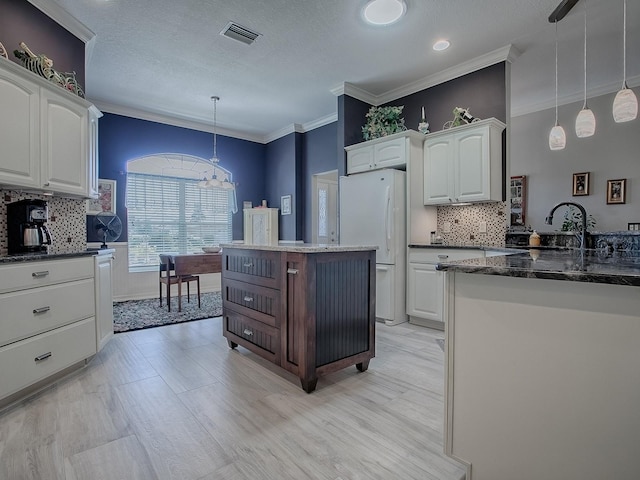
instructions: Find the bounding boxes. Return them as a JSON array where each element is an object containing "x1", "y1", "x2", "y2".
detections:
[
  {"x1": 223, "y1": 249, "x2": 280, "y2": 288},
  {"x1": 0, "y1": 279, "x2": 95, "y2": 347},
  {"x1": 224, "y1": 310, "x2": 279, "y2": 358},
  {"x1": 222, "y1": 278, "x2": 279, "y2": 328},
  {"x1": 408, "y1": 248, "x2": 485, "y2": 264},
  {"x1": 0, "y1": 317, "x2": 96, "y2": 400},
  {"x1": 0, "y1": 257, "x2": 94, "y2": 294}
]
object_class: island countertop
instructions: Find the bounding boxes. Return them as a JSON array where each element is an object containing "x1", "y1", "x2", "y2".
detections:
[
  {"x1": 436, "y1": 248, "x2": 640, "y2": 287},
  {"x1": 220, "y1": 242, "x2": 377, "y2": 253}
]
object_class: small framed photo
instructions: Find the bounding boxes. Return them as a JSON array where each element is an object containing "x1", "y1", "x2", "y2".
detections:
[
  {"x1": 606, "y1": 179, "x2": 626, "y2": 204},
  {"x1": 572, "y1": 172, "x2": 589, "y2": 196},
  {"x1": 86, "y1": 179, "x2": 116, "y2": 214},
  {"x1": 281, "y1": 194, "x2": 292, "y2": 215}
]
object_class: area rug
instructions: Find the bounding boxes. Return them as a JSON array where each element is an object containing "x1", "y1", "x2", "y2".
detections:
[{"x1": 113, "y1": 291, "x2": 222, "y2": 333}]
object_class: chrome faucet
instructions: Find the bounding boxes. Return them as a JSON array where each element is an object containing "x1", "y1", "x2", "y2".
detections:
[{"x1": 545, "y1": 202, "x2": 589, "y2": 251}]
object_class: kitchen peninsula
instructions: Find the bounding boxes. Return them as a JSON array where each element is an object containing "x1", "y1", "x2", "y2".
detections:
[
  {"x1": 221, "y1": 243, "x2": 376, "y2": 393},
  {"x1": 437, "y1": 248, "x2": 640, "y2": 480}
]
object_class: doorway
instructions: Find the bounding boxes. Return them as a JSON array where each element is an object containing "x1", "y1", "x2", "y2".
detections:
[{"x1": 312, "y1": 170, "x2": 338, "y2": 244}]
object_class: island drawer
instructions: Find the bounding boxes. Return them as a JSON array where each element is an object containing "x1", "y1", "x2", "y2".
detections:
[
  {"x1": 222, "y1": 278, "x2": 280, "y2": 328},
  {"x1": 224, "y1": 309, "x2": 279, "y2": 363},
  {"x1": 223, "y1": 249, "x2": 281, "y2": 288},
  {"x1": 0, "y1": 317, "x2": 96, "y2": 401},
  {"x1": 0, "y1": 257, "x2": 94, "y2": 294},
  {"x1": 0, "y1": 279, "x2": 95, "y2": 347}
]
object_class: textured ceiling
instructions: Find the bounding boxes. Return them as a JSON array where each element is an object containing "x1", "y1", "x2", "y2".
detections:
[{"x1": 49, "y1": 0, "x2": 638, "y2": 143}]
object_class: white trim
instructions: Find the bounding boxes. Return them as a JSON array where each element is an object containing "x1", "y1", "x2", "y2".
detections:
[
  {"x1": 302, "y1": 113, "x2": 338, "y2": 132},
  {"x1": 27, "y1": 0, "x2": 95, "y2": 43},
  {"x1": 263, "y1": 123, "x2": 304, "y2": 144}
]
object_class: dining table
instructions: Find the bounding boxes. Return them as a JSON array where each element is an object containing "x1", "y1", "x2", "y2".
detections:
[{"x1": 165, "y1": 252, "x2": 222, "y2": 311}]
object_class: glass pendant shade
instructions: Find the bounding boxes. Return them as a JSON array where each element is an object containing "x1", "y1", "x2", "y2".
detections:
[
  {"x1": 549, "y1": 125, "x2": 567, "y2": 150},
  {"x1": 613, "y1": 0, "x2": 638, "y2": 122},
  {"x1": 576, "y1": 108, "x2": 596, "y2": 137},
  {"x1": 613, "y1": 87, "x2": 638, "y2": 122}
]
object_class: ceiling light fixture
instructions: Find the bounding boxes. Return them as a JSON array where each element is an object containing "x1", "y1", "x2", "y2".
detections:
[
  {"x1": 612, "y1": 0, "x2": 638, "y2": 122},
  {"x1": 362, "y1": 0, "x2": 406, "y2": 26},
  {"x1": 432, "y1": 40, "x2": 450, "y2": 51},
  {"x1": 575, "y1": 0, "x2": 595, "y2": 138},
  {"x1": 549, "y1": 20, "x2": 566, "y2": 151},
  {"x1": 198, "y1": 96, "x2": 235, "y2": 191}
]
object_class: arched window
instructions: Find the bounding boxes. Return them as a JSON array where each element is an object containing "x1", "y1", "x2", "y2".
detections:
[{"x1": 126, "y1": 153, "x2": 236, "y2": 270}]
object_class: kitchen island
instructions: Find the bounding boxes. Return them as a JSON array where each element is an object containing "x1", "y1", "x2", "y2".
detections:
[
  {"x1": 220, "y1": 243, "x2": 376, "y2": 393},
  {"x1": 437, "y1": 248, "x2": 640, "y2": 480}
]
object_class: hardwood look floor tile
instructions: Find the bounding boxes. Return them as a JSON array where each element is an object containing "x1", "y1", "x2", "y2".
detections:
[{"x1": 0, "y1": 318, "x2": 465, "y2": 480}]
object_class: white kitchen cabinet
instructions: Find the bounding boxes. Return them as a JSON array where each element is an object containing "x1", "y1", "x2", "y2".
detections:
[
  {"x1": 0, "y1": 58, "x2": 101, "y2": 198},
  {"x1": 243, "y1": 208, "x2": 279, "y2": 245},
  {"x1": 95, "y1": 253, "x2": 114, "y2": 351},
  {"x1": 0, "y1": 257, "x2": 97, "y2": 408},
  {"x1": 423, "y1": 118, "x2": 505, "y2": 205},
  {"x1": 346, "y1": 130, "x2": 419, "y2": 174}
]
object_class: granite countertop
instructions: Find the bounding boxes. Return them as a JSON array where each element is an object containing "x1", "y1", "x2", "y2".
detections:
[
  {"x1": 408, "y1": 244, "x2": 517, "y2": 254},
  {"x1": 220, "y1": 242, "x2": 378, "y2": 253},
  {"x1": 0, "y1": 248, "x2": 114, "y2": 264},
  {"x1": 436, "y1": 248, "x2": 640, "y2": 287}
]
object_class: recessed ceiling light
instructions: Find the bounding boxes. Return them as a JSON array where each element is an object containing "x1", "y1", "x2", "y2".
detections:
[
  {"x1": 362, "y1": 0, "x2": 407, "y2": 26},
  {"x1": 433, "y1": 40, "x2": 450, "y2": 51}
]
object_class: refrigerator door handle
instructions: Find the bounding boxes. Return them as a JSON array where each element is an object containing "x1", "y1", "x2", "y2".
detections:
[{"x1": 384, "y1": 186, "x2": 391, "y2": 254}]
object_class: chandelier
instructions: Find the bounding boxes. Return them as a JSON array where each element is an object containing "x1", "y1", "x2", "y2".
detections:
[{"x1": 198, "y1": 96, "x2": 235, "y2": 190}]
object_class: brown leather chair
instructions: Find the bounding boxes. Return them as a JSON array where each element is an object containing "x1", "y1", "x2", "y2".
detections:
[{"x1": 159, "y1": 254, "x2": 200, "y2": 312}]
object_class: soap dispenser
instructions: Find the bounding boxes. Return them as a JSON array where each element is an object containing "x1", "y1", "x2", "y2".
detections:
[{"x1": 529, "y1": 230, "x2": 541, "y2": 247}]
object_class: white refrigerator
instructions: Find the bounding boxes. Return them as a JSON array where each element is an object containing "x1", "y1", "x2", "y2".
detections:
[{"x1": 339, "y1": 169, "x2": 407, "y2": 325}]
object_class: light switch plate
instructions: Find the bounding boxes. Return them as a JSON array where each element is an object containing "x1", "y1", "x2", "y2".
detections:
[
  {"x1": 443, "y1": 221, "x2": 451, "y2": 233},
  {"x1": 479, "y1": 221, "x2": 487, "y2": 233}
]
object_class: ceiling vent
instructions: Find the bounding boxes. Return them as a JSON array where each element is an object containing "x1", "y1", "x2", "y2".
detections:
[{"x1": 220, "y1": 22, "x2": 261, "y2": 45}]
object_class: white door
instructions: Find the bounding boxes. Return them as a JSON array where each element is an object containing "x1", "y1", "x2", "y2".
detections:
[{"x1": 312, "y1": 171, "x2": 338, "y2": 244}]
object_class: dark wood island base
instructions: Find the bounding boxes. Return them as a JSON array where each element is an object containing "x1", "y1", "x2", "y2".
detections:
[{"x1": 221, "y1": 245, "x2": 376, "y2": 393}]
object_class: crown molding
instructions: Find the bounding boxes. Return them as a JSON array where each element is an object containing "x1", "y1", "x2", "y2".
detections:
[
  {"x1": 263, "y1": 123, "x2": 304, "y2": 144},
  {"x1": 510, "y1": 74, "x2": 640, "y2": 118},
  {"x1": 302, "y1": 112, "x2": 338, "y2": 132},
  {"x1": 331, "y1": 82, "x2": 379, "y2": 104},
  {"x1": 92, "y1": 100, "x2": 266, "y2": 144},
  {"x1": 27, "y1": 0, "x2": 95, "y2": 43}
]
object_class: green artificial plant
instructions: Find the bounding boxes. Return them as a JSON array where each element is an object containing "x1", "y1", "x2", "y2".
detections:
[
  {"x1": 560, "y1": 206, "x2": 596, "y2": 232},
  {"x1": 362, "y1": 105, "x2": 407, "y2": 141}
]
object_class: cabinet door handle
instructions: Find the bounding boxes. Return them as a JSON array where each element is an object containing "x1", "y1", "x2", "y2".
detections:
[
  {"x1": 243, "y1": 328, "x2": 253, "y2": 336},
  {"x1": 32, "y1": 271, "x2": 50, "y2": 278},
  {"x1": 43, "y1": 182, "x2": 50, "y2": 187},
  {"x1": 437, "y1": 255, "x2": 449, "y2": 260},
  {"x1": 35, "y1": 352, "x2": 52, "y2": 362},
  {"x1": 33, "y1": 306, "x2": 51, "y2": 314},
  {"x1": 243, "y1": 296, "x2": 253, "y2": 302},
  {"x1": 243, "y1": 262, "x2": 253, "y2": 268},
  {"x1": 287, "y1": 268, "x2": 298, "y2": 275}
]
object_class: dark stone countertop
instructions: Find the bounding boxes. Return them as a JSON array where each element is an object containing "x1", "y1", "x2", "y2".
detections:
[
  {"x1": 408, "y1": 244, "x2": 517, "y2": 254},
  {"x1": 436, "y1": 248, "x2": 640, "y2": 287},
  {"x1": 0, "y1": 248, "x2": 114, "y2": 264}
]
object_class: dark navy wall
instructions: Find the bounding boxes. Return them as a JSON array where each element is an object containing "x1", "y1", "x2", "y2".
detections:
[
  {"x1": 91, "y1": 113, "x2": 266, "y2": 241},
  {"x1": 1, "y1": 0, "x2": 85, "y2": 85},
  {"x1": 303, "y1": 122, "x2": 338, "y2": 242}
]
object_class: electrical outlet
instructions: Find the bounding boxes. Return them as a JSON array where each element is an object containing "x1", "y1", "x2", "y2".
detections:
[
  {"x1": 443, "y1": 221, "x2": 451, "y2": 233},
  {"x1": 479, "y1": 221, "x2": 487, "y2": 234}
]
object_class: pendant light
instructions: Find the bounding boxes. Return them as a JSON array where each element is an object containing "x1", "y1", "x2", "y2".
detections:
[
  {"x1": 206, "y1": 96, "x2": 223, "y2": 188},
  {"x1": 612, "y1": 0, "x2": 638, "y2": 122},
  {"x1": 549, "y1": 20, "x2": 566, "y2": 150},
  {"x1": 575, "y1": 0, "x2": 596, "y2": 137}
]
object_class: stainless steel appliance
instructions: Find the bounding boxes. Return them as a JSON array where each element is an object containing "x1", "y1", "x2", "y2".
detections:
[{"x1": 7, "y1": 199, "x2": 52, "y2": 254}]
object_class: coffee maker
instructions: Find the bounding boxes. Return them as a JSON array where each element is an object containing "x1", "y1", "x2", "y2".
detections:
[{"x1": 7, "y1": 199, "x2": 52, "y2": 254}]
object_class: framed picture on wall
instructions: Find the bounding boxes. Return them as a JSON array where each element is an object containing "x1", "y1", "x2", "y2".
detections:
[
  {"x1": 281, "y1": 195, "x2": 292, "y2": 215},
  {"x1": 572, "y1": 172, "x2": 589, "y2": 196},
  {"x1": 606, "y1": 179, "x2": 626, "y2": 204},
  {"x1": 86, "y1": 179, "x2": 116, "y2": 214},
  {"x1": 509, "y1": 176, "x2": 526, "y2": 226}
]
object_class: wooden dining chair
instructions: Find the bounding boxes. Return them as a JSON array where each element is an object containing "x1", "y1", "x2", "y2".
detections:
[{"x1": 158, "y1": 254, "x2": 200, "y2": 312}]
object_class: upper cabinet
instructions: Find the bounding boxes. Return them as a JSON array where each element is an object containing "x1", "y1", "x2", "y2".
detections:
[
  {"x1": 346, "y1": 130, "x2": 423, "y2": 174},
  {"x1": 423, "y1": 118, "x2": 505, "y2": 205},
  {"x1": 0, "y1": 58, "x2": 101, "y2": 198}
]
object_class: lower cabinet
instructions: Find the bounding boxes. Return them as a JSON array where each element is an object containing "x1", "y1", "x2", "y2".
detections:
[
  {"x1": 95, "y1": 253, "x2": 114, "y2": 351},
  {"x1": 407, "y1": 262, "x2": 444, "y2": 326},
  {"x1": 0, "y1": 256, "x2": 98, "y2": 408},
  {"x1": 222, "y1": 247, "x2": 376, "y2": 393}
]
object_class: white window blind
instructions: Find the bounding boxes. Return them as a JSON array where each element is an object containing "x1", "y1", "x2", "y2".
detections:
[{"x1": 126, "y1": 172, "x2": 232, "y2": 268}]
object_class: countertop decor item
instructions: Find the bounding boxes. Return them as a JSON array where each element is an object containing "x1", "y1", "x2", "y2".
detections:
[
  {"x1": 202, "y1": 246, "x2": 221, "y2": 253},
  {"x1": 418, "y1": 106, "x2": 430, "y2": 134},
  {"x1": 443, "y1": 107, "x2": 479, "y2": 130},
  {"x1": 362, "y1": 105, "x2": 406, "y2": 140},
  {"x1": 529, "y1": 231, "x2": 541, "y2": 246},
  {"x1": 560, "y1": 205, "x2": 596, "y2": 233}
]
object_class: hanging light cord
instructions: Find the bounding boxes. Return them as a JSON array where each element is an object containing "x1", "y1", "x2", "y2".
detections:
[
  {"x1": 622, "y1": 0, "x2": 627, "y2": 89},
  {"x1": 582, "y1": 1, "x2": 588, "y2": 109},
  {"x1": 211, "y1": 96, "x2": 219, "y2": 162},
  {"x1": 554, "y1": 20, "x2": 559, "y2": 126}
]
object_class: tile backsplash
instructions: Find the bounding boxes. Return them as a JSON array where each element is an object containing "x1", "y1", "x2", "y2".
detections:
[
  {"x1": 436, "y1": 202, "x2": 508, "y2": 247},
  {"x1": 0, "y1": 189, "x2": 88, "y2": 256}
]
